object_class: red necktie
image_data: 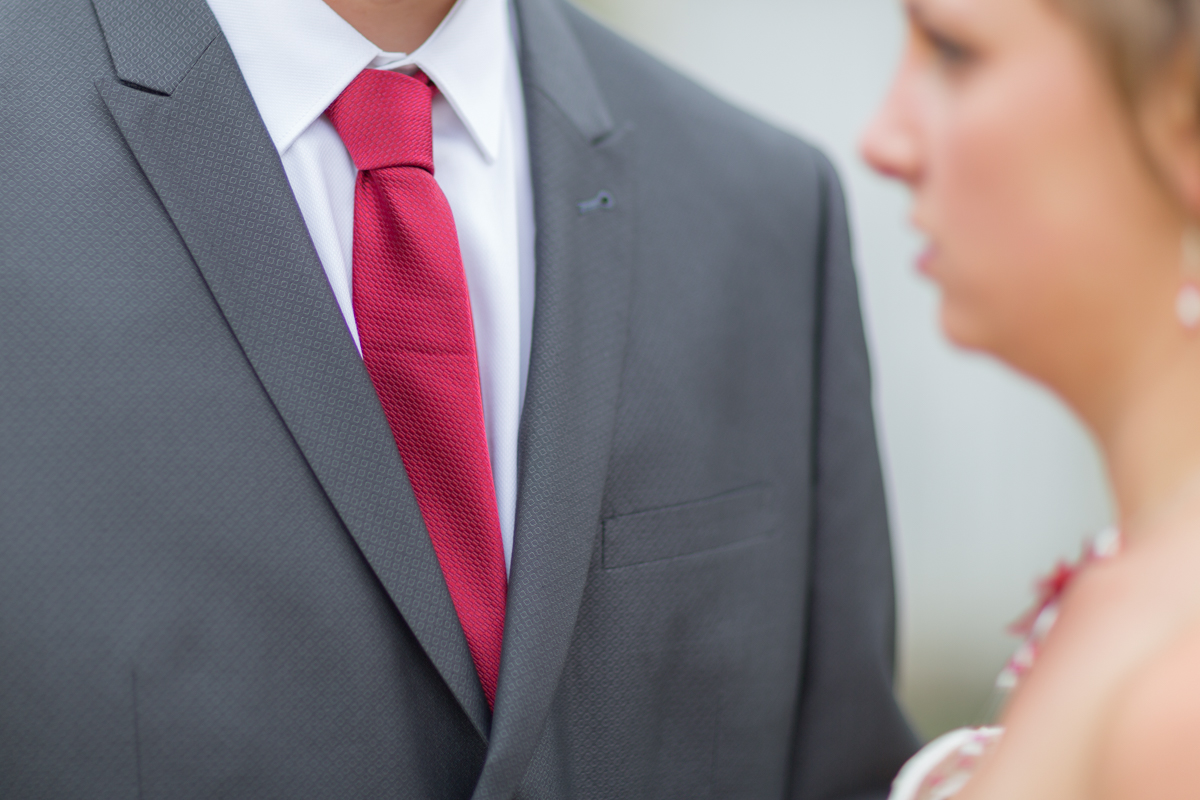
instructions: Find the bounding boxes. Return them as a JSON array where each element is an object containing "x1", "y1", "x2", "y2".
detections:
[{"x1": 326, "y1": 70, "x2": 507, "y2": 709}]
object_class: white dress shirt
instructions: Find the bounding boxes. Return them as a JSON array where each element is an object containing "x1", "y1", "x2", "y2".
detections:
[{"x1": 205, "y1": 0, "x2": 535, "y2": 572}]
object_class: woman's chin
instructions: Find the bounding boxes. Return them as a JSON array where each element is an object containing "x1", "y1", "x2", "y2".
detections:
[{"x1": 938, "y1": 303, "x2": 997, "y2": 356}]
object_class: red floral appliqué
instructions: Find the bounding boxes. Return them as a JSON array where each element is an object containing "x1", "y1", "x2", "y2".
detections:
[{"x1": 998, "y1": 528, "x2": 1120, "y2": 689}]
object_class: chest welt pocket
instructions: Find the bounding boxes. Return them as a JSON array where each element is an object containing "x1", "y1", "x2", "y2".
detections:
[{"x1": 601, "y1": 485, "x2": 777, "y2": 569}]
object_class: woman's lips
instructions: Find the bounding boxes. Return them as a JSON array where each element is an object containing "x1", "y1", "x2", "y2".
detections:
[{"x1": 917, "y1": 242, "x2": 937, "y2": 276}]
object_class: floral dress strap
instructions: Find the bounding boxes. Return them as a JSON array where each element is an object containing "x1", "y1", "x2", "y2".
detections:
[
  {"x1": 889, "y1": 726, "x2": 1003, "y2": 800},
  {"x1": 887, "y1": 527, "x2": 1120, "y2": 800}
]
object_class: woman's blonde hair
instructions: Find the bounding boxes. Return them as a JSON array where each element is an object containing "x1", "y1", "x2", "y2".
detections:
[{"x1": 1052, "y1": 0, "x2": 1197, "y2": 102}]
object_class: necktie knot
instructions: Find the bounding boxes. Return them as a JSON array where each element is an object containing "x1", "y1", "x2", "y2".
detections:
[{"x1": 326, "y1": 70, "x2": 435, "y2": 173}]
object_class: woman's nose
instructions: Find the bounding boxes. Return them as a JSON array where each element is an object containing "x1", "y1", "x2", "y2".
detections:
[{"x1": 861, "y1": 69, "x2": 922, "y2": 185}]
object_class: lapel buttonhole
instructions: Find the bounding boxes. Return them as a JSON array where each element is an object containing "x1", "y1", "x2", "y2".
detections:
[{"x1": 577, "y1": 190, "x2": 615, "y2": 215}]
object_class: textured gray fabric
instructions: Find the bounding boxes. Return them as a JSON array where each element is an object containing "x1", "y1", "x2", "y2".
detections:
[
  {"x1": 0, "y1": 0, "x2": 918, "y2": 797},
  {"x1": 94, "y1": 36, "x2": 491, "y2": 738}
]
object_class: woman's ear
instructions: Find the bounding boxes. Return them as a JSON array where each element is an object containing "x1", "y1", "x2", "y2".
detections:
[{"x1": 1139, "y1": 47, "x2": 1200, "y2": 215}]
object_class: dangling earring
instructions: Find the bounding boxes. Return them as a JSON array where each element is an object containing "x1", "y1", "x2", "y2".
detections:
[{"x1": 1177, "y1": 224, "x2": 1200, "y2": 329}]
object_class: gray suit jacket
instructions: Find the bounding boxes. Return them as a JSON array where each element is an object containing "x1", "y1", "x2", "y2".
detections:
[{"x1": 0, "y1": 0, "x2": 918, "y2": 796}]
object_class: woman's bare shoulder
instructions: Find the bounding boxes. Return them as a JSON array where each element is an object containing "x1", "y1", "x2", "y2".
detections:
[{"x1": 1095, "y1": 616, "x2": 1200, "y2": 800}]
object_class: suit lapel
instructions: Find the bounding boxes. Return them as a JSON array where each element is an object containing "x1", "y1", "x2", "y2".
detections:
[
  {"x1": 91, "y1": 0, "x2": 491, "y2": 739},
  {"x1": 473, "y1": 0, "x2": 635, "y2": 795}
]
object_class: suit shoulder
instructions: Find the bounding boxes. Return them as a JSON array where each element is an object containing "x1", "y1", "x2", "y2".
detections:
[{"x1": 560, "y1": 1, "x2": 829, "y2": 184}]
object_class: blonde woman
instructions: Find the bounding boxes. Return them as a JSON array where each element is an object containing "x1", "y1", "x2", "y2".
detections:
[{"x1": 864, "y1": 0, "x2": 1200, "y2": 798}]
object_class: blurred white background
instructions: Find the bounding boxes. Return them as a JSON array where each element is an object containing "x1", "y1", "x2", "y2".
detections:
[{"x1": 571, "y1": 0, "x2": 1114, "y2": 738}]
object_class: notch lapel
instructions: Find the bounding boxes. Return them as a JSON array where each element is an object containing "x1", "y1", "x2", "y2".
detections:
[
  {"x1": 473, "y1": 0, "x2": 635, "y2": 796},
  {"x1": 91, "y1": 0, "x2": 491, "y2": 738}
]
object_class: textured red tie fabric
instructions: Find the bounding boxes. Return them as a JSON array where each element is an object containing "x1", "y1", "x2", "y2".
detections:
[{"x1": 326, "y1": 70, "x2": 507, "y2": 709}]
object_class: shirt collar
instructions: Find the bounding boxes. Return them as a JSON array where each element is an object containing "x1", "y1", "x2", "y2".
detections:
[{"x1": 205, "y1": 0, "x2": 511, "y2": 162}]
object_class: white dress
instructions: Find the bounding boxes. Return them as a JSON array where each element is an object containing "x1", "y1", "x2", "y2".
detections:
[{"x1": 888, "y1": 528, "x2": 1120, "y2": 800}]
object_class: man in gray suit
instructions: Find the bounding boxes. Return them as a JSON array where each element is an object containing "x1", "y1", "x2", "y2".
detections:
[{"x1": 0, "y1": 0, "x2": 917, "y2": 796}]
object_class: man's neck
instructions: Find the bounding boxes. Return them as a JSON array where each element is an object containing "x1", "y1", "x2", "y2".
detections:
[{"x1": 322, "y1": 0, "x2": 459, "y2": 53}]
